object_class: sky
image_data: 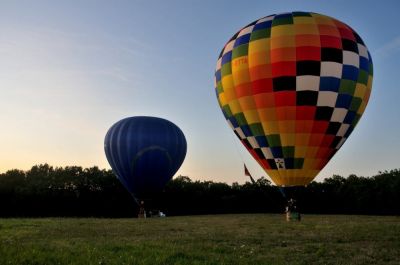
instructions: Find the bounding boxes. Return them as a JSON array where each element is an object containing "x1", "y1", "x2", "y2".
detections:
[{"x1": 0, "y1": 0, "x2": 399, "y2": 184}]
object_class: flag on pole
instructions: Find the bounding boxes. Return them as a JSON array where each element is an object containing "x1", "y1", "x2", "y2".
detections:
[{"x1": 244, "y1": 164, "x2": 256, "y2": 184}]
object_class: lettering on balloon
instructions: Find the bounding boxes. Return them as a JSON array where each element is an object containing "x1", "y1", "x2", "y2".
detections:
[{"x1": 234, "y1": 57, "x2": 248, "y2": 67}]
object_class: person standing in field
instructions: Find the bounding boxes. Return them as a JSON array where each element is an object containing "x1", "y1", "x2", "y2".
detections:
[{"x1": 138, "y1": 200, "x2": 146, "y2": 218}]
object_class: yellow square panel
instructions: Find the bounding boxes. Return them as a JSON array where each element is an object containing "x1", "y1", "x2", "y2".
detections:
[
  {"x1": 248, "y1": 38, "x2": 270, "y2": 53},
  {"x1": 228, "y1": 99, "x2": 242, "y2": 114},
  {"x1": 286, "y1": 169, "x2": 295, "y2": 179},
  {"x1": 262, "y1": 121, "x2": 279, "y2": 134},
  {"x1": 357, "y1": 101, "x2": 367, "y2": 115},
  {"x1": 232, "y1": 69, "x2": 250, "y2": 86},
  {"x1": 266, "y1": 170, "x2": 283, "y2": 185},
  {"x1": 232, "y1": 56, "x2": 249, "y2": 72},
  {"x1": 293, "y1": 24, "x2": 319, "y2": 35},
  {"x1": 270, "y1": 35, "x2": 295, "y2": 49},
  {"x1": 243, "y1": 109, "x2": 260, "y2": 124},
  {"x1": 293, "y1": 16, "x2": 315, "y2": 24},
  {"x1": 218, "y1": 93, "x2": 227, "y2": 106},
  {"x1": 312, "y1": 14, "x2": 335, "y2": 26},
  {"x1": 239, "y1": 96, "x2": 257, "y2": 111},
  {"x1": 294, "y1": 146, "x2": 308, "y2": 158},
  {"x1": 223, "y1": 83, "x2": 237, "y2": 101},
  {"x1": 305, "y1": 147, "x2": 319, "y2": 158},
  {"x1": 367, "y1": 76, "x2": 373, "y2": 90},
  {"x1": 278, "y1": 120, "x2": 296, "y2": 133},
  {"x1": 291, "y1": 169, "x2": 302, "y2": 178},
  {"x1": 277, "y1": 170, "x2": 287, "y2": 179},
  {"x1": 248, "y1": 51, "x2": 270, "y2": 67},
  {"x1": 221, "y1": 75, "x2": 234, "y2": 90},
  {"x1": 295, "y1": 133, "x2": 310, "y2": 146},
  {"x1": 271, "y1": 24, "x2": 295, "y2": 36},
  {"x1": 303, "y1": 158, "x2": 317, "y2": 169},
  {"x1": 258, "y1": 107, "x2": 277, "y2": 122},
  {"x1": 354, "y1": 83, "x2": 367, "y2": 98},
  {"x1": 308, "y1": 170, "x2": 319, "y2": 179},
  {"x1": 280, "y1": 133, "x2": 296, "y2": 146}
]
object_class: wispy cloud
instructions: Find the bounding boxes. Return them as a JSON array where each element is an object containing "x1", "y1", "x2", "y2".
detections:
[{"x1": 374, "y1": 36, "x2": 400, "y2": 59}]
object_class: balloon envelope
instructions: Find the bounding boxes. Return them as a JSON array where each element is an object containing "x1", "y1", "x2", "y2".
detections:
[
  {"x1": 104, "y1": 116, "x2": 187, "y2": 197},
  {"x1": 214, "y1": 12, "x2": 373, "y2": 186}
]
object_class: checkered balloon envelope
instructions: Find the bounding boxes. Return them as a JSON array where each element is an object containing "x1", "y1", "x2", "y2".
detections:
[{"x1": 214, "y1": 12, "x2": 373, "y2": 187}]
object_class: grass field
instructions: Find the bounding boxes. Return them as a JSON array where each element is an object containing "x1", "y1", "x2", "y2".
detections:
[{"x1": 0, "y1": 214, "x2": 399, "y2": 265}]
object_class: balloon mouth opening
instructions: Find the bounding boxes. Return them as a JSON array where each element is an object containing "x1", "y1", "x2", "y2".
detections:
[{"x1": 130, "y1": 146, "x2": 174, "y2": 195}]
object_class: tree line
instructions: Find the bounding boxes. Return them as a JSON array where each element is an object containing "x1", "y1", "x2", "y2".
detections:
[{"x1": 0, "y1": 164, "x2": 399, "y2": 217}]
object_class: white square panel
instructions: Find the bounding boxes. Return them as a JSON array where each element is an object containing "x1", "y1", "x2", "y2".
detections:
[
  {"x1": 357, "y1": 43, "x2": 368, "y2": 58},
  {"x1": 321, "y1": 62, "x2": 343, "y2": 78},
  {"x1": 317, "y1": 91, "x2": 338, "y2": 107},
  {"x1": 258, "y1": 15, "x2": 274, "y2": 23},
  {"x1": 337, "y1": 123, "x2": 350, "y2": 137},
  {"x1": 223, "y1": 40, "x2": 235, "y2": 55},
  {"x1": 296, "y1": 75, "x2": 320, "y2": 91},
  {"x1": 343, "y1": 51, "x2": 360, "y2": 68},
  {"x1": 261, "y1": 147, "x2": 274, "y2": 159},
  {"x1": 247, "y1": 136, "x2": 260, "y2": 149},
  {"x1": 331, "y1": 108, "x2": 348, "y2": 122},
  {"x1": 238, "y1": 26, "x2": 254, "y2": 37},
  {"x1": 235, "y1": 127, "x2": 246, "y2": 139}
]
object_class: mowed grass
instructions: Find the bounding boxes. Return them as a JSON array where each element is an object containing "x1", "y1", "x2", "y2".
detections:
[{"x1": 0, "y1": 214, "x2": 399, "y2": 265}]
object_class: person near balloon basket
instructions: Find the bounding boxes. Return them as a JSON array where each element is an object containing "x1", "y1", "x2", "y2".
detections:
[
  {"x1": 138, "y1": 200, "x2": 146, "y2": 218},
  {"x1": 285, "y1": 198, "x2": 301, "y2": 222}
]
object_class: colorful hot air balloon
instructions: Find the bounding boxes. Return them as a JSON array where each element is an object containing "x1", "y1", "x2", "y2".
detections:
[
  {"x1": 215, "y1": 12, "x2": 373, "y2": 187},
  {"x1": 104, "y1": 116, "x2": 187, "y2": 199}
]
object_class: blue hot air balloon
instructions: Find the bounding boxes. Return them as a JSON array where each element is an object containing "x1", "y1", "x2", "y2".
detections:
[{"x1": 104, "y1": 116, "x2": 187, "y2": 199}]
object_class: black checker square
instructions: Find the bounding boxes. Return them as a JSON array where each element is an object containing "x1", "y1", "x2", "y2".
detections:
[
  {"x1": 241, "y1": 138, "x2": 252, "y2": 149},
  {"x1": 342, "y1": 39, "x2": 358, "y2": 53},
  {"x1": 321, "y1": 48, "x2": 343, "y2": 63},
  {"x1": 254, "y1": 148, "x2": 266, "y2": 159},
  {"x1": 296, "y1": 60, "x2": 321, "y2": 76},
  {"x1": 267, "y1": 159, "x2": 278, "y2": 169},
  {"x1": 330, "y1": 136, "x2": 343, "y2": 148},
  {"x1": 315, "y1": 106, "x2": 334, "y2": 121},
  {"x1": 273, "y1": 76, "x2": 296, "y2": 91},
  {"x1": 296, "y1": 90, "x2": 319, "y2": 106},
  {"x1": 353, "y1": 31, "x2": 365, "y2": 45},
  {"x1": 326, "y1": 122, "x2": 342, "y2": 135}
]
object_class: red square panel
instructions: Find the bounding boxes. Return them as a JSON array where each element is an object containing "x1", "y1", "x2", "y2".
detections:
[
  {"x1": 235, "y1": 82, "x2": 253, "y2": 98},
  {"x1": 276, "y1": 106, "x2": 296, "y2": 120},
  {"x1": 312, "y1": 121, "x2": 329, "y2": 133},
  {"x1": 274, "y1": 91, "x2": 296, "y2": 107},
  {"x1": 254, "y1": 92, "x2": 275, "y2": 108},
  {"x1": 316, "y1": 147, "x2": 331, "y2": 158},
  {"x1": 318, "y1": 25, "x2": 340, "y2": 37},
  {"x1": 271, "y1": 61, "x2": 296, "y2": 77},
  {"x1": 260, "y1": 159, "x2": 271, "y2": 170},
  {"x1": 295, "y1": 120, "x2": 313, "y2": 133},
  {"x1": 320, "y1": 135, "x2": 335, "y2": 147},
  {"x1": 309, "y1": 134, "x2": 324, "y2": 146},
  {"x1": 320, "y1": 35, "x2": 342, "y2": 49},
  {"x1": 251, "y1": 78, "x2": 273, "y2": 95},
  {"x1": 338, "y1": 27, "x2": 355, "y2": 41},
  {"x1": 296, "y1": 46, "x2": 321, "y2": 61},
  {"x1": 296, "y1": 106, "x2": 316, "y2": 120}
]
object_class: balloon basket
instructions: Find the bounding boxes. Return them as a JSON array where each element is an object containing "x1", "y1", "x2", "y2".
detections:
[{"x1": 286, "y1": 211, "x2": 301, "y2": 222}]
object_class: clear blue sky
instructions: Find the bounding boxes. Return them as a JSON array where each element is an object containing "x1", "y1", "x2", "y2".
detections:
[{"x1": 0, "y1": 0, "x2": 399, "y2": 184}]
